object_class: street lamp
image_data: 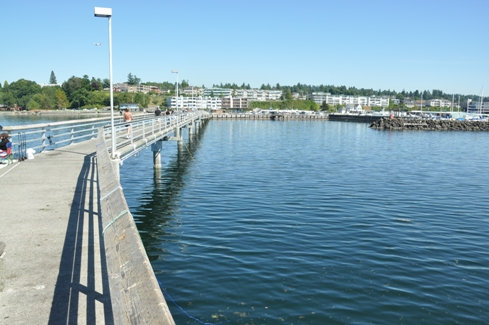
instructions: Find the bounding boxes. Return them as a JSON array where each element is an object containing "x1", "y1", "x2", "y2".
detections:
[
  {"x1": 171, "y1": 70, "x2": 179, "y2": 112},
  {"x1": 94, "y1": 6, "x2": 116, "y2": 158}
]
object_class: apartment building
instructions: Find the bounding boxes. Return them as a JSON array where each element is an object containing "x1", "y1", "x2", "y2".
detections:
[
  {"x1": 167, "y1": 96, "x2": 222, "y2": 110},
  {"x1": 182, "y1": 87, "x2": 204, "y2": 96},
  {"x1": 221, "y1": 97, "x2": 249, "y2": 110},
  {"x1": 114, "y1": 83, "x2": 161, "y2": 94},
  {"x1": 427, "y1": 99, "x2": 452, "y2": 108},
  {"x1": 234, "y1": 89, "x2": 282, "y2": 101},
  {"x1": 202, "y1": 88, "x2": 233, "y2": 97},
  {"x1": 467, "y1": 99, "x2": 489, "y2": 114},
  {"x1": 311, "y1": 92, "x2": 389, "y2": 107}
]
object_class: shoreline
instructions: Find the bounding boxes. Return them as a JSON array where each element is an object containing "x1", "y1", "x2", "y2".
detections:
[{"x1": 0, "y1": 109, "x2": 112, "y2": 116}]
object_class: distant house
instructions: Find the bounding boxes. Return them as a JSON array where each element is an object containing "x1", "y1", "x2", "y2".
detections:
[{"x1": 119, "y1": 103, "x2": 140, "y2": 111}]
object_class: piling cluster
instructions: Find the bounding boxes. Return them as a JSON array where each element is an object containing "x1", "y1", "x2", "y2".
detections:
[{"x1": 370, "y1": 118, "x2": 489, "y2": 131}]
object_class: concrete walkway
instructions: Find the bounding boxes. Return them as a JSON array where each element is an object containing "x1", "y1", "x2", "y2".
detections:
[{"x1": 0, "y1": 141, "x2": 112, "y2": 324}]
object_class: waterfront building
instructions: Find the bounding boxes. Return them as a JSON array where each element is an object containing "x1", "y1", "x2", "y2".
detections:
[
  {"x1": 467, "y1": 99, "x2": 489, "y2": 114},
  {"x1": 234, "y1": 89, "x2": 282, "y2": 101},
  {"x1": 427, "y1": 99, "x2": 452, "y2": 108},
  {"x1": 167, "y1": 96, "x2": 222, "y2": 110},
  {"x1": 391, "y1": 98, "x2": 401, "y2": 105},
  {"x1": 182, "y1": 87, "x2": 204, "y2": 97},
  {"x1": 119, "y1": 103, "x2": 140, "y2": 111},
  {"x1": 221, "y1": 96, "x2": 249, "y2": 110},
  {"x1": 311, "y1": 92, "x2": 389, "y2": 107},
  {"x1": 203, "y1": 88, "x2": 233, "y2": 97},
  {"x1": 403, "y1": 98, "x2": 416, "y2": 108}
]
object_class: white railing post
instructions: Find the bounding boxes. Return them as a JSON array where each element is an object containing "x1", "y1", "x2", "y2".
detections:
[
  {"x1": 41, "y1": 128, "x2": 47, "y2": 152},
  {"x1": 70, "y1": 127, "x2": 75, "y2": 145}
]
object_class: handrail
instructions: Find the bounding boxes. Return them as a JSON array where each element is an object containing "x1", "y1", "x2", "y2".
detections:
[
  {"x1": 2, "y1": 112, "x2": 209, "y2": 160},
  {"x1": 101, "y1": 111, "x2": 210, "y2": 160}
]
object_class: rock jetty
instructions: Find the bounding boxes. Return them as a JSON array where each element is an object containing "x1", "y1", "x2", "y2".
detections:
[{"x1": 370, "y1": 118, "x2": 489, "y2": 131}]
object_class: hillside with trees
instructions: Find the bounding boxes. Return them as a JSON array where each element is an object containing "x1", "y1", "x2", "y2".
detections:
[{"x1": 0, "y1": 71, "x2": 481, "y2": 111}]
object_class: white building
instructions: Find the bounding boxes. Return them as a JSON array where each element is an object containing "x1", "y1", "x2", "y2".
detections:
[
  {"x1": 427, "y1": 99, "x2": 452, "y2": 108},
  {"x1": 114, "y1": 83, "x2": 161, "y2": 94},
  {"x1": 234, "y1": 89, "x2": 282, "y2": 101},
  {"x1": 467, "y1": 99, "x2": 489, "y2": 114},
  {"x1": 202, "y1": 88, "x2": 232, "y2": 97},
  {"x1": 167, "y1": 96, "x2": 222, "y2": 110},
  {"x1": 311, "y1": 92, "x2": 389, "y2": 107},
  {"x1": 182, "y1": 87, "x2": 204, "y2": 97}
]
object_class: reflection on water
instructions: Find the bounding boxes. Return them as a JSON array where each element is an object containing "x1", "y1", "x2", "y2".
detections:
[{"x1": 122, "y1": 122, "x2": 208, "y2": 261}]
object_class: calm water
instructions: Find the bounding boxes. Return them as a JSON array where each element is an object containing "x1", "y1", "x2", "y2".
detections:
[
  {"x1": 119, "y1": 120, "x2": 489, "y2": 324},
  {"x1": 0, "y1": 113, "x2": 97, "y2": 127}
]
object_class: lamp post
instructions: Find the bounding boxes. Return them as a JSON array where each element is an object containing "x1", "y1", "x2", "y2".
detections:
[
  {"x1": 94, "y1": 7, "x2": 116, "y2": 158},
  {"x1": 171, "y1": 70, "x2": 179, "y2": 112}
]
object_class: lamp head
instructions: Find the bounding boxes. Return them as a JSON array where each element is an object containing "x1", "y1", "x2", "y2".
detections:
[{"x1": 94, "y1": 7, "x2": 112, "y2": 17}]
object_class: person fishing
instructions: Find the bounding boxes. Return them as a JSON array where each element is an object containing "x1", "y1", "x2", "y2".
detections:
[{"x1": 0, "y1": 133, "x2": 11, "y2": 159}]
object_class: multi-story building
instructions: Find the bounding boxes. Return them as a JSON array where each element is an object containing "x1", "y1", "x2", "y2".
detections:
[
  {"x1": 114, "y1": 83, "x2": 161, "y2": 94},
  {"x1": 182, "y1": 87, "x2": 204, "y2": 97},
  {"x1": 167, "y1": 96, "x2": 222, "y2": 110},
  {"x1": 467, "y1": 99, "x2": 489, "y2": 114},
  {"x1": 202, "y1": 88, "x2": 233, "y2": 97},
  {"x1": 427, "y1": 99, "x2": 452, "y2": 108},
  {"x1": 367, "y1": 96, "x2": 389, "y2": 107},
  {"x1": 311, "y1": 92, "x2": 389, "y2": 107},
  {"x1": 221, "y1": 96, "x2": 249, "y2": 110},
  {"x1": 234, "y1": 89, "x2": 282, "y2": 101}
]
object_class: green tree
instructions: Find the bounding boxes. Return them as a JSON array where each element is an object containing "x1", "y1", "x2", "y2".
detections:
[
  {"x1": 7, "y1": 79, "x2": 41, "y2": 109},
  {"x1": 89, "y1": 77, "x2": 104, "y2": 91},
  {"x1": 284, "y1": 88, "x2": 293, "y2": 101},
  {"x1": 62, "y1": 76, "x2": 91, "y2": 103},
  {"x1": 49, "y1": 71, "x2": 57, "y2": 84},
  {"x1": 127, "y1": 73, "x2": 140, "y2": 85},
  {"x1": 181, "y1": 79, "x2": 189, "y2": 89},
  {"x1": 55, "y1": 88, "x2": 69, "y2": 109},
  {"x1": 27, "y1": 97, "x2": 41, "y2": 110},
  {"x1": 320, "y1": 101, "x2": 330, "y2": 111},
  {"x1": 1, "y1": 91, "x2": 15, "y2": 108},
  {"x1": 69, "y1": 89, "x2": 90, "y2": 108}
]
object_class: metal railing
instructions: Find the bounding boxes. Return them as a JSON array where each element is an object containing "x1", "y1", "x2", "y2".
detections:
[
  {"x1": 2, "y1": 111, "x2": 210, "y2": 160},
  {"x1": 103, "y1": 111, "x2": 209, "y2": 160}
]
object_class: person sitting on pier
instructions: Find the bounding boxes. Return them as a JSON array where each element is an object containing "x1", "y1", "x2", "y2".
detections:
[
  {"x1": 0, "y1": 133, "x2": 11, "y2": 160},
  {"x1": 123, "y1": 108, "x2": 133, "y2": 138}
]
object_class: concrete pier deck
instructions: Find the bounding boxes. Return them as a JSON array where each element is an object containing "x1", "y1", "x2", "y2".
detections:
[{"x1": 0, "y1": 140, "x2": 113, "y2": 324}]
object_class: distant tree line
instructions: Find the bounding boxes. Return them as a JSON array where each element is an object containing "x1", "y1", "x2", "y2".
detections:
[
  {"x1": 0, "y1": 71, "x2": 481, "y2": 111},
  {"x1": 212, "y1": 82, "x2": 477, "y2": 106}
]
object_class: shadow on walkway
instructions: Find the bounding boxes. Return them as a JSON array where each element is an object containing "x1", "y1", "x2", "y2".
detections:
[{"x1": 48, "y1": 154, "x2": 114, "y2": 324}]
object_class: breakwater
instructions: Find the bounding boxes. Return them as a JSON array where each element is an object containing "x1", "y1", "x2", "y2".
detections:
[{"x1": 370, "y1": 117, "x2": 489, "y2": 131}]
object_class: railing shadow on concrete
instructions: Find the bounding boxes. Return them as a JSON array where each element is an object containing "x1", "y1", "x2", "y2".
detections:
[
  {"x1": 48, "y1": 153, "x2": 114, "y2": 324},
  {"x1": 95, "y1": 127, "x2": 175, "y2": 324}
]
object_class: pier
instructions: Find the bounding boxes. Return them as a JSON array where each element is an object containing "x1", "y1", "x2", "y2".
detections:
[{"x1": 0, "y1": 111, "x2": 210, "y2": 324}]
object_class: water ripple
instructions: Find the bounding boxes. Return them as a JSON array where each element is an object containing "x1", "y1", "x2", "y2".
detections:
[{"x1": 122, "y1": 120, "x2": 489, "y2": 324}]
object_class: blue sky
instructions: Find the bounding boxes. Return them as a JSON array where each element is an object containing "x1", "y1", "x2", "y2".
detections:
[{"x1": 2, "y1": 0, "x2": 488, "y2": 95}]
